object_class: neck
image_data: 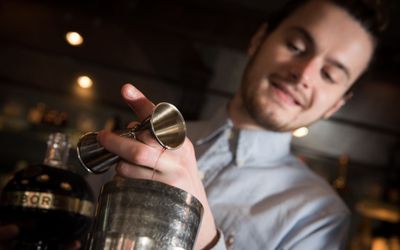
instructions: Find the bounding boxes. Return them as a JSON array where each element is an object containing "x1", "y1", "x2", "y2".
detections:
[{"x1": 228, "y1": 92, "x2": 263, "y2": 130}]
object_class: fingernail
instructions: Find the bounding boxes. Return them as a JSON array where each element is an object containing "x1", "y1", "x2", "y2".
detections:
[
  {"x1": 116, "y1": 164, "x2": 125, "y2": 175},
  {"x1": 125, "y1": 85, "x2": 137, "y2": 100}
]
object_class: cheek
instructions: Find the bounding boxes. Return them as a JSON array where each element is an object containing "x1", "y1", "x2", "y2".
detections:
[
  {"x1": 308, "y1": 86, "x2": 343, "y2": 116},
  {"x1": 263, "y1": 47, "x2": 289, "y2": 68},
  {"x1": 253, "y1": 41, "x2": 288, "y2": 70}
]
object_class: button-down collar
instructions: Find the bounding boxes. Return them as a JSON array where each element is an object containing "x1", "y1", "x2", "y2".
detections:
[{"x1": 194, "y1": 107, "x2": 292, "y2": 168}]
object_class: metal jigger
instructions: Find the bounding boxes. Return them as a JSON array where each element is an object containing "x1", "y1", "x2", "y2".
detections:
[
  {"x1": 76, "y1": 102, "x2": 203, "y2": 250},
  {"x1": 77, "y1": 102, "x2": 187, "y2": 174}
]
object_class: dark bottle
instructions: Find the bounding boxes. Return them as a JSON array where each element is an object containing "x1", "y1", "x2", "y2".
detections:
[{"x1": 0, "y1": 133, "x2": 95, "y2": 249}]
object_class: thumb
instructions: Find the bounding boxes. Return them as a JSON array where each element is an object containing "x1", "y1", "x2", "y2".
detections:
[{"x1": 121, "y1": 83, "x2": 155, "y2": 121}]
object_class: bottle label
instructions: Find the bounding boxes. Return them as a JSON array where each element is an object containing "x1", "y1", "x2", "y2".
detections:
[{"x1": 1, "y1": 191, "x2": 94, "y2": 217}]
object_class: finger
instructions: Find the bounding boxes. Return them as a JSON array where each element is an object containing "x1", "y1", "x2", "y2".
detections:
[
  {"x1": 126, "y1": 121, "x2": 163, "y2": 149},
  {"x1": 98, "y1": 131, "x2": 162, "y2": 168},
  {"x1": 127, "y1": 121, "x2": 140, "y2": 129},
  {"x1": 128, "y1": 118, "x2": 162, "y2": 149},
  {"x1": 147, "y1": 139, "x2": 197, "y2": 178},
  {"x1": 135, "y1": 129, "x2": 164, "y2": 149},
  {"x1": 121, "y1": 84, "x2": 155, "y2": 121},
  {"x1": 116, "y1": 161, "x2": 178, "y2": 187},
  {"x1": 115, "y1": 161, "x2": 158, "y2": 179},
  {"x1": 0, "y1": 224, "x2": 19, "y2": 241}
]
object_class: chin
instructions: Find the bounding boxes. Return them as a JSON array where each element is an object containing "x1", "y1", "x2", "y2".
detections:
[
  {"x1": 241, "y1": 82, "x2": 296, "y2": 132},
  {"x1": 248, "y1": 105, "x2": 293, "y2": 132},
  {"x1": 257, "y1": 118, "x2": 293, "y2": 132}
]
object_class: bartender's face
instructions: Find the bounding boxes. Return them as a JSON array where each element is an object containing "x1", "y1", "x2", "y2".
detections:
[{"x1": 241, "y1": 0, "x2": 374, "y2": 131}]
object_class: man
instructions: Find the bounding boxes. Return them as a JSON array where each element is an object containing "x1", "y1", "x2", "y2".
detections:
[
  {"x1": 97, "y1": 0, "x2": 386, "y2": 249},
  {"x1": 0, "y1": 0, "x2": 386, "y2": 249}
]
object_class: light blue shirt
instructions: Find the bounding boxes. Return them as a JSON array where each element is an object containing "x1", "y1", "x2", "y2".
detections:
[{"x1": 188, "y1": 108, "x2": 350, "y2": 250}]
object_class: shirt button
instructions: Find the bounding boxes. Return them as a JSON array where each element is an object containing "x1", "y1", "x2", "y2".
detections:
[
  {"x1": 228, "y1": 130, "x2": 234, "y2": 139},
  {"x1": 198, "y1": 170, "x2": 205, "y2": 181},
  {"x1": 226, "y1": 234, "x2": 235, "y2": 248}
]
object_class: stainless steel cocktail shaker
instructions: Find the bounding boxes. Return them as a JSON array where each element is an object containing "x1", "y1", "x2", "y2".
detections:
[{"x1": 87, "y1": 178, "x2": 203, "y2": 250}]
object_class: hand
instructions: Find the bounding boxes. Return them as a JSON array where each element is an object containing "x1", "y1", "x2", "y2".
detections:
[{"x1": 97, "y1": 83, "x2": 217, "y2": 249}]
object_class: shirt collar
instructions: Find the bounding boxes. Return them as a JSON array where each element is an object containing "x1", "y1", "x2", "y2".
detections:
[
  {"x1": 234, "y1": 128, "x2": 292, "y2": 167},
  {"x1": 195, "y1": 106, "x2": 292, "y2": 167}
]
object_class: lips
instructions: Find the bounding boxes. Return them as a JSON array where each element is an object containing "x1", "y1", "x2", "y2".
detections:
[{"x1": 270, "y1": 80, "x2": 305, "y2": 108}]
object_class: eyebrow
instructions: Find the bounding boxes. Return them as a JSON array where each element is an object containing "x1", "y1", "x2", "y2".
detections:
[{"x1": 288, "y1": 27, "x2": 351, "y2": 80}]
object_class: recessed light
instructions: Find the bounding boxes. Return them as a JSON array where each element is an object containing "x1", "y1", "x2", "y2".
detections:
[
  {"x1": 77, "y1": 76, "x2": 93, "y2": 89},
  {"x1": 293, "y1": 127, "x2": 309, "y2": 137},
  {"x1": 66, "y1": 31, "x2": 84, "y2": 46}
]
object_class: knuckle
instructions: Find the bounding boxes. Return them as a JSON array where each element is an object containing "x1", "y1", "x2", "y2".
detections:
[
  {"x1": 130, "y1": 147, "x2": 149, "y2": 164},
  {"x1": 174, "y1": 166, "x2": 189, "y2": 180}
]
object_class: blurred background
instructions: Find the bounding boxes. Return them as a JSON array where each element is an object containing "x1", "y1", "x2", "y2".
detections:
[{"x1": 0, "y1": 0, "x2": 399, "y2": 249}]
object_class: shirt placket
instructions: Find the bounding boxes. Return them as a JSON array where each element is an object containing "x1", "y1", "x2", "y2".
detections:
[{"x1": 198, "y1": 129, "x2": 234, "y2": 189}]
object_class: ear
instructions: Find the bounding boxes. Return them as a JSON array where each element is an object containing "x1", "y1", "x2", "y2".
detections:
[
  {"x1": 322, "y1": 92, "x2": 353, "y2": 119},
  {"x1": 247, "y1": 23, "x2": 268, "y2": 57}
]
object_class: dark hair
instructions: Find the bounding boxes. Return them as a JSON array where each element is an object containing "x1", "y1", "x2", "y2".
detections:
[{"x1": 267, "y1": 0, "x2": 388, "y2": 44}]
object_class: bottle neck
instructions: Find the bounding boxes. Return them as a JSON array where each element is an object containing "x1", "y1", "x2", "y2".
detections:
[{"x1": 43, "y1": 133, "x2": 69, "y2": 170}]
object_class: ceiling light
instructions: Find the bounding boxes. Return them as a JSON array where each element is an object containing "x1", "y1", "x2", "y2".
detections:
[
  {"x1": 77, "y1": 76, "x2": 93, "y2": 89},
  {"x1": 292, "y1": 127, "x2": 309, "y2": 137},
  {"x1": 66, "y1": 31, "x2": 84, "y2": 46}
]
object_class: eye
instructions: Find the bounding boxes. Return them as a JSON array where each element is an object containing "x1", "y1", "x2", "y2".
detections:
[
  {"x1": 321, "y1": 69, "x2": 335, "y2": 83},
  {"x1": 286, "y1": 42, "x2": 303, "y2": 54},
  {"x1": 285, "y1": 35, "x2": 306, "y2": 55}
]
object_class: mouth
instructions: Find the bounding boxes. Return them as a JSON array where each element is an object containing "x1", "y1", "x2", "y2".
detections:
[{"x1": 270, "y1": 81, "x2": 304, "y2": 107}]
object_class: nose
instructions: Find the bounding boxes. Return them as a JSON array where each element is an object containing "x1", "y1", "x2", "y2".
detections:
[{"x1": 288, "y1": 58, "x2": 317, "y2": 89}]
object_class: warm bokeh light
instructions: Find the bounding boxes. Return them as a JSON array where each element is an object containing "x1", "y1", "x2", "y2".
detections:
[
  {"x1": 77, "y1": 76, "x2": 93, "y2": 89},
  {"x1": 292, "y1": 127, "x2": 309, "y2": 137},
  {"x1": 65, "y1": 31, "x2": 84, "y2": 46}
]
